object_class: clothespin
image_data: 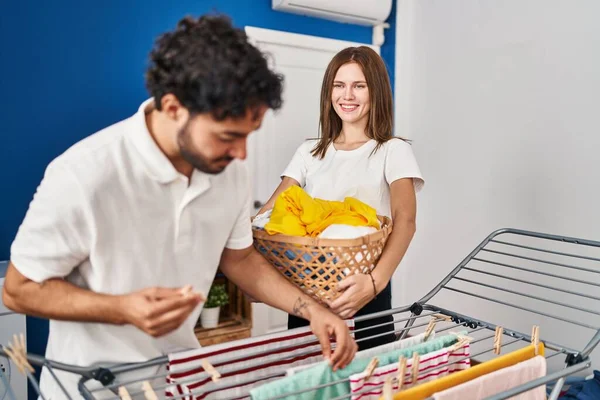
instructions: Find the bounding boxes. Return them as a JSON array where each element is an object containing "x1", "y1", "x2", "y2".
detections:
[
  {"x1": 180, "y1": 285, "x2": 193, "y2": 296},
  {"x1": 433, "y1": 313, "x2": 452, "y2": 322},
  {"x1": 397, "y1": 355, "x2": 407, "y2": 391},
  {"x1": 141, "y1": 381, "x2": 158, "y2": 400},
  {"x1": 424, "y1": 314, "x2": 451, "y2": 341},
  {"x1": 1, "y1": 346, "x2": 21, "y2": 374},
  {"x1": 383, "y1": 376, "x2": 393, "y2": 400},
  {"x1": 451, "y1": 331, "x2": 473, "y2": 340},
  {"x1": 449, "y1": 332, "x2": 474, "y2": 342},
  {"x1": 363, "y1": 358, "x2": 379, "y2": 381},
  {"x1": 118, "y1": 386, "x2": 132, "y2": 400},
  {"x1": 493, "y1": 326, "x2": 504, "y2": 355},
  {"x1": 4, "y1": 333, "x2": 34, "y2": 375},
  {"x1": 448, "y1": 332, "x2": 474, "y2": 352},
  {"x1": 424, "y1": 318, "x2": 436, "y2": 341},
  {"x1": 201, "y1": 359, "x2": 221, "y2": 382},
  {"x1": 180, "y1": 285, "x2": 206, "y2": 301},
  {"x1": 410, "y1": 352, "x2": 419, "y2": 386},
  {"x1": 449, "y1": 338, "x2": 466, "y2": 352},
  {"x1": 531, "y1": 325, "x2": 540, "y2": 355}
]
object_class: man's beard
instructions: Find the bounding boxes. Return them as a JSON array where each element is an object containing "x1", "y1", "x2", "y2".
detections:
[{"x1": 178, "y1": 123, "x2": 233, "y2": 175}]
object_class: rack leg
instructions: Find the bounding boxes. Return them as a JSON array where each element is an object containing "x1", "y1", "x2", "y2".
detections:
[
  {"x1": 0, "y1": 363, "x2": 17, "y2": 400},
  {"x1": 548, "y1": 377, "x2": 566, "y2": 400},
  {"x1": 399, "y1": 312, "x2": 417, "y2": 340}
]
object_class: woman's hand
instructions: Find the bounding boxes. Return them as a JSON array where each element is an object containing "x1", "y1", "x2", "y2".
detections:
[{"x1": 327, "y1": 274, "x2": 376, "y2": 319}]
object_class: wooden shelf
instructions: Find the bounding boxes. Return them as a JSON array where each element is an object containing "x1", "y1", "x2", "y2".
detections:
[
  {"x1": 194, "y1": 272, "x2": 253, "y2": 346},
  {"x1": 195, "y1": 317, "x2": 252, "y2": 346}
]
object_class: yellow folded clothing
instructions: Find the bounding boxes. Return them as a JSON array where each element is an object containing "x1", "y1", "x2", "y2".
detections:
[{"x1": 264, "y1": 186, "x2": 380, "y2": 237}]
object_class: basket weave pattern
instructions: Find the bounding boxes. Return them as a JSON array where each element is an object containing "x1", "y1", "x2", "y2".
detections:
[{"x1": 253, "y1": 216, "x2": 392, "y2": 304}]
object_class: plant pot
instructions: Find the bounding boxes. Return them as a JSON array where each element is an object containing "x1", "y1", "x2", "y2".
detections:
[{"x1": 201, "y1": 306, "x2": 221, "y2": 328}]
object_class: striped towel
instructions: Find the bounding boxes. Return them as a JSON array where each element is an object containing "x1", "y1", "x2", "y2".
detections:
[
  {"x1": 166, "y1": 320, "x2": 355, "y2": 399},
  {"x1": 349, "y1": 343, "x2": 471, "y2": 400}
]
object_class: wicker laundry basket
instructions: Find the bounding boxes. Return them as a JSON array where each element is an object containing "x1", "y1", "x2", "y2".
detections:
[{"x1": 252, "y1": 216, "x2": 393, "y2": 304}]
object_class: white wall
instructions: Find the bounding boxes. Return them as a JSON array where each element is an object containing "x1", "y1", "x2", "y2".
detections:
[{"x1": 393, "y1": 0, "x2": 600, "y2": 372}]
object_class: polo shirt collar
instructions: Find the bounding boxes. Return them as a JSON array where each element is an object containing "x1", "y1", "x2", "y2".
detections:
[{"x1": 127, "y1": 98, "x2": 182, "y2": 184}]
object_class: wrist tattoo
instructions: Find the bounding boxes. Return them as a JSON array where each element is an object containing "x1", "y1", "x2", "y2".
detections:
[{"x1": 292, "y1": 297, "x2": 310, "y2": 318}]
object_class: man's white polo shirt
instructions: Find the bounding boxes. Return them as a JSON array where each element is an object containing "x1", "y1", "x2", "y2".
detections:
[{"x1": 10, "y1": 99, "x2": 253, "y2": 398}]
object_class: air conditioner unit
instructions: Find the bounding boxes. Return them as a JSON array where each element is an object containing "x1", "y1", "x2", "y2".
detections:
[{"x1": 272, "y1": 0, "x2": 393, "y2": 27}]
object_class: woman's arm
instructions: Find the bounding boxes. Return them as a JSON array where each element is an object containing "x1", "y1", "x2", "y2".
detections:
[
  {"x1": 255, "y1": 176, "x2": 300, "y2": 216},
  {"x1": 328, "y1": 178, "x2": 417, "y2": 318},
  {"x1": 370, "y1": 178, "x2": 417, "y2": 292}
]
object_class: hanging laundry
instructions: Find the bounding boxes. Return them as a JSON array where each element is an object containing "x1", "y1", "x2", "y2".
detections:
[
  {"x1": 393, "y1": 343, "x2": 545, "y2": 400},
  {"x1": 264, "y1": 185, "x2": 380, "y2": 237},
  {"x1": 431, "y1": 355, "x2": 547, "y2": 400},
  {"x1": 349, "y1": 342, "x2": 471, "y2": 400},
  {"x1": 166, "y1": 320, "x2": 354, "y2": 400},
  {"x1": 286, "y1": 331, "x2": 435, "y2": 377},
  {"x1": 250, "y1": 333, "x2": 463, "y2": 400}
]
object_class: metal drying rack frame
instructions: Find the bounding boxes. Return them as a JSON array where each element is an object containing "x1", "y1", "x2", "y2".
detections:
[{"x1": 1, "y1": 228, "x2": 599, "y2": 399}]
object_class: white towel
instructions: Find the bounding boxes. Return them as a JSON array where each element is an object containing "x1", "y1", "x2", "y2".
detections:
[
  {"x1": 319, "y1": 224, "x2": 378, "y2": 239},
  {"x1": 252, "y1": 210, "x2": 272, "y2": 229}
]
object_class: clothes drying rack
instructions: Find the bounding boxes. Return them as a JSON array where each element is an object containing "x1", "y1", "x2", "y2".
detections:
[{"x1": 1, "y1": 228, "x2": 600, "y2": 399}]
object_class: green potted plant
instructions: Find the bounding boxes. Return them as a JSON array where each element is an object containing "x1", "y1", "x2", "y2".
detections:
[{"x1": 201, "y1": 283, "x2": 229, "y2": 328}]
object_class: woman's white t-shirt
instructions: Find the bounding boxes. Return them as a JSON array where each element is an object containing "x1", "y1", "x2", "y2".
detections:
[{"x1": 281, "y1": 139, "x2": 424, "y2": 218}]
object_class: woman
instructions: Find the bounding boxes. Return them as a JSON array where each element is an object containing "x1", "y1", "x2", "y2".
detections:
[{"x1": 258, "y1": 46, "x2": 424, "y2": 350}]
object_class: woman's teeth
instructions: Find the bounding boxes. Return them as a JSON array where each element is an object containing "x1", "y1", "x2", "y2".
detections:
[{"x1": 340, "y1": 105, "x2": 358, "y2": 112}]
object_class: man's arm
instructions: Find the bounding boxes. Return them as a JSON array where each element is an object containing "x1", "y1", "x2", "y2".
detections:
[
  {"x1": 2, "y1": 262, "x2": 203, "y2": 338},
  {"x1": 3, "y1": 262, "x2": 121, "y2": 322},
  {"x1": 219, "y1": 246, "x2": 358, "y2": 370}
]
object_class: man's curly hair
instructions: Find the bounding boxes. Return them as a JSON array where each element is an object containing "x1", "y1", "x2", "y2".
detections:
[{"x1": 146, "y1": 14, "x2": 283, "y2": 120}]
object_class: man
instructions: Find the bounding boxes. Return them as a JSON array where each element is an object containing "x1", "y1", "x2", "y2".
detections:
[{"x1": 2, "y1": 14, "x2": 357, "y2": 398}]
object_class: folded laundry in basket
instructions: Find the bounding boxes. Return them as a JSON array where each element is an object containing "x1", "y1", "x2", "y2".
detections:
[
  {"x1": 252, "y1": 209, "x2": 272, "y2": 230},
  {"x1": 264, "y1": 185, "x2": 380, "y2": 237},
  {"x1": 319, "y1": 224, "x2": 378, "y2": 239},
  {"x1": 254, "y1": 209, "x2": 377, "y2": 240}
]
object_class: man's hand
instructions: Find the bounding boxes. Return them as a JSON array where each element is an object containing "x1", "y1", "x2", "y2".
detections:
[
  {"x1": 219, "y1": 248, "x2": 358, "y2": 370},
  {"x1": 119, "y1": 286, "x2": 204, "y2": 337},
  {"x1": 328, "y1": 275, "x2": 375, "y2": 319},
  {"x1": 293, "y1": 298, "x2": 357, "y2": 371}
]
